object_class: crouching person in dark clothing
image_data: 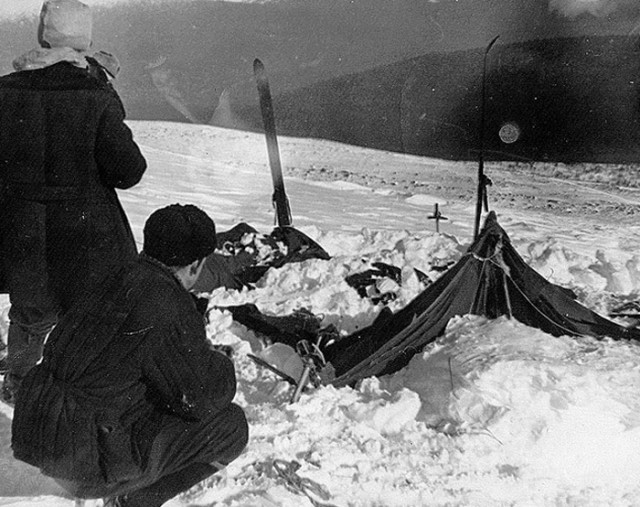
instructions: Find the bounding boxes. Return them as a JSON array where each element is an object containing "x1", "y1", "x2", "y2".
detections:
[{"x1": 10, "y1": 204, "x2": 249, "y2": 507}]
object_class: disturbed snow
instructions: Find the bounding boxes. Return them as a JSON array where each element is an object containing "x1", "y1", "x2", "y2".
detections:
[{"x1": 1, "y1": 121, "x2": 640, "y2": 506}]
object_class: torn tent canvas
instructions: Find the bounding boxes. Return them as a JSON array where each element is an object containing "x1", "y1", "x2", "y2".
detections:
[
  {"x1": 324, "y1": 212, "x2": 640, "y2": 387},
  {"x1": 192, "y1": 223, "x2": 330, "y2": 292},
  {"x1": 217, "y1": 303, "x2": 328, "y2": 350}
]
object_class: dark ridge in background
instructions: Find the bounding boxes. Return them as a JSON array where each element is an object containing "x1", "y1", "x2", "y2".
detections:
[
  {"x1": 250, "y1": 36, "x2": 640, "y2": 164},
  {"x1": 1, "y1": 0, "x2": 639, "y2": 163}
]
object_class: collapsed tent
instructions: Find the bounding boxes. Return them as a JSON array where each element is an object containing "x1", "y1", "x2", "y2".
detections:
[{"x1": 323, "y1": 212, "x2": 640, "y2": 387}]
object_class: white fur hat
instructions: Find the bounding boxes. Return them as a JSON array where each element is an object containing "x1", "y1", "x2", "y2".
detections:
[{"x1": 38, "y1": 0, "x2": 92, "y2": 51}]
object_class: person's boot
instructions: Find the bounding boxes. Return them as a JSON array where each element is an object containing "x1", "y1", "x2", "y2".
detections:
[
  {"x1": 1, "y1": 373, "x2": 22, "y2": 405},
  {"x1": 120, "y1": 463, "x2": 219, "y2": 507},
  {"x1": 0, "y1": 356, "x2": 8, "y2": 374},
  {"x1": 1, "y1": 381, "x2": 12, "y2": 405},
  {"x1": 102, "y1": 496, "x2": 128, "y2": 507}
]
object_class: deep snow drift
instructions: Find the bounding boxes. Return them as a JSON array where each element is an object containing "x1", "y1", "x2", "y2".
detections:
[{"x1": 2, "y1": 121, "x2": 640, "y2": 506}]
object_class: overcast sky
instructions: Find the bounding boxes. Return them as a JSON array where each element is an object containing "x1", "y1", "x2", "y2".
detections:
[
  {"x1": 1, "y1": 0, "x2": 638, "y2": 21},
  {"x1": 0, "y1": 0, "x2": 259, "y2": 20},
  {"x1": 0, "y1": 0, "x2": 124, "y2": 19},
  {"x1": 0, "y1": 0, "x2": 265, "y2": 21}
]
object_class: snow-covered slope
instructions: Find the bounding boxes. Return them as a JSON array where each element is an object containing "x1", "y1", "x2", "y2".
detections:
[{"x1": 2, "y1": 121, "x2": 640, "y2": 506}]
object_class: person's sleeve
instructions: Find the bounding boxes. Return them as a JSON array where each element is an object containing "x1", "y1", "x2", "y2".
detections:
[
  {"x1": 191, "y1": 253, "x2": 248, "y2": 293},
  {"x1": 95, "y1": 92, "x2": 147, "y2": 189},
  {"x1": 141, "y1": 316, "x2": 238, "y2": 421}
]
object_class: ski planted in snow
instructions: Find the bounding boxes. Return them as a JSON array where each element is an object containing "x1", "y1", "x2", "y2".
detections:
[
  {"x1": 253, "y1": 58, "x2": 293, "y2": 228},
  {"x1": 473, "y1": 35, "x2": 500, "y2": 240}
]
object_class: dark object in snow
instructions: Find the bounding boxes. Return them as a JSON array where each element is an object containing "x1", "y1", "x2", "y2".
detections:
[
  {"x1": 608, "y1": 300, "x2": 640, "y2": 329},
  {"x1": 193, "y1": 223, "x2": 330, "y2": 291},
  {"x1": 345, "y1": 261, "x2": 430, "y2": 304},
  {"x1": 248, "y1": 353, "x2": 299, "y2": 386},
  {"x1": 428, "y1": 203, "x2": 448, "y2": 233},
  {"x1": 217, "y1": 222, "x2": 260, "y2": 246},
  {"x1": 609, "y1": 300, "x2": 640, "y2": 318},
  {"x1": 219, "y1": 303, "x2": 339, "y2": 351},
  {"x1": 256, "y1": 458, "x2": 337, "y2": 506},
  {"x1": 325, "y1": 212, "x2": 640, "y2": 387},
  {"x1": 270, "y1": 226, "x2": 330, "y2": 265}
]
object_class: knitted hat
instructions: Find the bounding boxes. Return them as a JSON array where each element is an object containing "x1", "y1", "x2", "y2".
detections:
[
  {"x1": 143, "y1": 204, "x2": 217, "y2": 267},
  {"x1": 38, "y1": 0, "x2": 92, "y2": 51}
]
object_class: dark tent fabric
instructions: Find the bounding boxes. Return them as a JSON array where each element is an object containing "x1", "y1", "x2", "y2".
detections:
[
  {"x1": 194, "y1": 223, "x2": 331, "y2": 291},
  {"x1": 219, "y1": 303, "x2": 325, "y2": 349},
  {"x1": 345, "y1": 261, "x2": 431, "y2": 304},
  {"x1": 235, "y1": 226, "x2": 330, "y2": 284},
  {"x1": 269, "y1": 226, "x2": 331, "y2": 265},
  {"x1": 325, "y1": 211, "x2": 640, "y2": 388}
]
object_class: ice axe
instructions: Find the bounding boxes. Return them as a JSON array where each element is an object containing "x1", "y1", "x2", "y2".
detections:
[{"x1": 290, "y1": 339, "x2": 326, "y2": 403}]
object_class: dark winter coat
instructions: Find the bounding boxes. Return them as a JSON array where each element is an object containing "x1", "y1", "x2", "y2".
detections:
[
  {"x1": 11, "y1": 254, "x2": 238, "y2": 486},
  {"x1": 0, "y1": 61, "x2": 146, "y2": 310}
]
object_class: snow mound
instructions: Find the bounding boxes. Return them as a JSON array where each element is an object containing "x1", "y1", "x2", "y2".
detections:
[{"x1": 391, "y1": 315, "x2": 640, "y2": 496}]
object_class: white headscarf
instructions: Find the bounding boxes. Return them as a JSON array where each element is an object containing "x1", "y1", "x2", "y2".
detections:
[
  {"x1": 38, "y1": 0, "x2": 92, "y2": 52},
  {"x1": 12, "y1": 46, "x2": 88, "y2": 72},
  {"x1": 12, "y1": 0, "x2": 120, "y2": 78}
]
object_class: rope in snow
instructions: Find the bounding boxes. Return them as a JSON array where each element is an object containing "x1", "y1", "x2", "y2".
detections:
[{"x1": 257, "y1": 458, "x2": 341, "y2": 507}]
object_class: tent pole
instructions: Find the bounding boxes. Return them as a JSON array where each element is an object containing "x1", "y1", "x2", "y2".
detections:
[{"x1": 473, "y1": 35, "x2": 500, "y2": 240}]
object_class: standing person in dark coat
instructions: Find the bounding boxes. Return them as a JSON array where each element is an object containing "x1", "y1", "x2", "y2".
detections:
[
  {"x1": 0, "y1": 0, "x2": 147, "y2": 403},
  {"x1": 11, "y1": 204, "x2": 249, "y2": 507}
]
